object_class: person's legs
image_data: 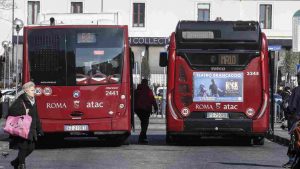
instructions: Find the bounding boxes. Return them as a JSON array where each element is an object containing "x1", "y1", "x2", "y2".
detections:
[
  {"x1": 140, "y1": 111, "x2": 150, "y2": 140},
  {"x1": 17, "y1": 139, "x2": 28, "y2": 165},
  {"x1": 283, "y1": 119, "x2": 296, "y2": 168},
  {"x1": 25, "y1": 141, "x2": 35, "y2": 158},
  {"x1": 136, "y1": 110, "x2": 150, "y2": 142},
  {"x1": 136, "y1": 110, "x2": 145, "y2": 141}
]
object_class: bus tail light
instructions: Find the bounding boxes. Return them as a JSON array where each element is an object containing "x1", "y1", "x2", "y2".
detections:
[
  {"x1": 108, "y1": 111, "x2": 114, "y2": 115},
  {"x1": 176, "y1": 63, "x2": 192, "y2": 114},
  {"x1": 119, "y1": 104, "x2": 125, "y2": 109},
  {"x1": 179, "y1": 66, "x2": 187, "y2": 81},
  {"x1": 116, "y1": 94, "x2": 127, "y2": 117},
  {"x1": 181, "y1": 96, "x2": 193, "y2": 107},
  {"x1": 179, "y1": 84, "x2": 190, "y2": 93}
]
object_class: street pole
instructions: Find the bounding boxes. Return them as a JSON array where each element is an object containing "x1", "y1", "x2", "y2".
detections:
[
  {"x1": 15, "y1": 33, "x2": 19, "y2": 95},
  {"x1": 8, "y1": 42, "x2": 12, "y2": 88},
  {"x1": 163, "y1": 67, "x2": 166, "y2": 87},
  {"x1": 13, "y1": 18, "x2": 24, "y2": 97},
  {"x1": 2, "y1": 41, "x2": 10, "y2": 89},
  {"x1": 3, "y1": 51, "x2": 6, "y2": 89},
  {"x1": 274, "y1": 51, "x2": 279, "y2": 92},
  {"x1": 135, "y1": 62, "x2": 138, "y2": 88}
]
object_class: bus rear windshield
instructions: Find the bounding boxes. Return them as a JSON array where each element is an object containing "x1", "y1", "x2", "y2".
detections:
[{"x1": 27, "y1": 28, "x2": 124, "y2": 86}]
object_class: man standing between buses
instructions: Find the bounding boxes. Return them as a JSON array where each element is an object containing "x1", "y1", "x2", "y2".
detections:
[{"x1": 134, "y1": 79, "x2": 158, "y2": 144}]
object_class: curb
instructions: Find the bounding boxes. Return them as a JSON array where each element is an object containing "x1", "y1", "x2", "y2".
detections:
[{"x1": 266, "y1": 133, "x2": 290, "y2": 146}]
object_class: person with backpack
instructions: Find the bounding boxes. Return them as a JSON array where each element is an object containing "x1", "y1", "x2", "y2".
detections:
[{"x1": 134, "y1": 79, "x2": 158, "y2": 144}]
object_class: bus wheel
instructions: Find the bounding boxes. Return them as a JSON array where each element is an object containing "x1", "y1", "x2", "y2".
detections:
[{"x1": 253, "y1": 136, "x2": 265, "y2": 145}]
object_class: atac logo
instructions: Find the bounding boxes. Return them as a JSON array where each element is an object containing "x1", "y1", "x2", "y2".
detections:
[{"x1": 73, "y1": 90, "x2": 80, "y2": 98}]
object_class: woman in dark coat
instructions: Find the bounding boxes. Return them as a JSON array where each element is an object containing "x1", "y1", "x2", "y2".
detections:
[{"x1": 8, "y1": 81, "x2": 43, "y2": 169}]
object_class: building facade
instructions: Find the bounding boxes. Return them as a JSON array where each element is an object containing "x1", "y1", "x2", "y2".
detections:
[{"x1": 0, "y1": 0, "x2": 299, "y2": 86}]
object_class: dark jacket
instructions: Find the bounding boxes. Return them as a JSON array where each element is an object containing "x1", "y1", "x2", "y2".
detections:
[
  {"x1": 134, "y1": 84, "x2": 158, "y2": 112},
  {"x1": 8, "y1": 93, "x2": 43, "y2": 141},
  {"x1": 289, "y1": 86, "x2": 300, "y2": 118}
]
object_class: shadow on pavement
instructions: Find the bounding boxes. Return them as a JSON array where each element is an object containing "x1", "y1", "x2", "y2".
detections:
[
  {"x1": 127, "y1": 135, "x2": 255, "y2": 147},
  {"x1": 216, "y1": 162, "x2": 282, "y2": 168},
  {"x1": 32, "y1": 134, "x2": 258, "y2": 149}
]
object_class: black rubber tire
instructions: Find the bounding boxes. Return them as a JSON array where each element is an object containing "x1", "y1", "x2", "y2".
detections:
[{"x1": 253, "y1": 136, "x2": 265, "y2": 145}]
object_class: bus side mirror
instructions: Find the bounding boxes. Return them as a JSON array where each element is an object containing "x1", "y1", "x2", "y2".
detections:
[
  {"x1": 130, "y1": 48, "x2": 135, "y2": 69},
  {"x1": 159, "y1": 52, "x2": 168, "y2": 67}
]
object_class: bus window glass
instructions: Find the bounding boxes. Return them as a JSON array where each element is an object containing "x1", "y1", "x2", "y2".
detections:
[
  {"x1": 75, "y1": 47, "x2": 122, "y2": 85},
  {"x1": 28, "y1": 30, "x2": 66, "y2": 86},
  {"x1": 28, "y1": 28, "x2": 124, "y2": 86}
]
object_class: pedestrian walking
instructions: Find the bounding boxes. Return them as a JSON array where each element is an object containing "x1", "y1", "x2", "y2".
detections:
[
  {"x1": 134, "y1": 79, "x2": 158, "y2": 144},
  {"x1": 283, "y1": 72, "x2": 300, "y2": 168},
  {"x1": 281, "y1": 86, "x2": 292, "y2": 129},
  {"x1": 8, "y1": 81, "x2": 43, "y2": 169}
]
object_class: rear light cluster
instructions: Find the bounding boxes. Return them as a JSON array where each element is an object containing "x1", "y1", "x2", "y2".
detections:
[
  {"x1": 177, "y1": 65, "x2": 193, "y2": 115},
  {"x1": 116, "y1": 94, "x2": 126, "y2": 117}
]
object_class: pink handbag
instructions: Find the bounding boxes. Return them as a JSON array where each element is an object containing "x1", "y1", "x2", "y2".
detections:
[{"x1": 3, "y1": 102, "x2": 32, "y2": 139}]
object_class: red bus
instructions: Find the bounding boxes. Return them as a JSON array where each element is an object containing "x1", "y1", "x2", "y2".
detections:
[
  {"x1": 23, "y1": 25, "x2": 134, "y2": 144},
  {"x1": 160, "y1": 21, "x2": 270, "y2": 145}
]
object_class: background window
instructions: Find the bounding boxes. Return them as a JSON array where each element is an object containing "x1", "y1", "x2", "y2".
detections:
[
  {"x1": 197, "y1": 3, "x2": 210, "y2": 21},
  {"x1": 28, "y1": 1, "x2": 40, "y2": 25},
  {"x1": 133, "y1": 3, "x2": 145, "y2": 27},
  {"x1": 71, "y1": 2, "x2": 83, "y2": 13},
  {"x1": 259, "y1": 4, "x2": 272, "y2": 29}
]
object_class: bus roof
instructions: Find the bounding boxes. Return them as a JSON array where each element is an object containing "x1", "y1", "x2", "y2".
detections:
[
  {"x1": 175, "y1": 21, "x2": 261, "y2": 50},
  {"x1": 24, "y1": 24, "x2": 127, "y2": 30}
]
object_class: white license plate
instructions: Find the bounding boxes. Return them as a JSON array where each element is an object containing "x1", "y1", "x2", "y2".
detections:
[
  {"x1": 207, "y1": 113, "x2": 229, "y2": 119},
  {"x1": 64, "y1": 125, "x2": 89, "y2": 131}
]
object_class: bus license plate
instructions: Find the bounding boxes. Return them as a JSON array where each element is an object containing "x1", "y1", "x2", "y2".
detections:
[
  {"x1": 64, "y1": 125, "x2": 89, "y2": 131},
  {"x1": 207, "y1": 113, "x2": 229, "y2": 119}
]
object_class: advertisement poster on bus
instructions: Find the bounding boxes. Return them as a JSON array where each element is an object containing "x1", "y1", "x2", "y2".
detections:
[{"x1": 193, "y1": 72, "x2": 244, "y2": 102}]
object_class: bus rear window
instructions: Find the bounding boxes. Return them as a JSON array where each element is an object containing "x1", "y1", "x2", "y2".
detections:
[{"x1": 28, "y1": 28, "x2": 124, "y2": 86}]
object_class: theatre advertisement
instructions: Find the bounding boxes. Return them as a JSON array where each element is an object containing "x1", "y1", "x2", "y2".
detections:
[{"x1": 193, "y1": 72, "x2": 243, "y2": 102}]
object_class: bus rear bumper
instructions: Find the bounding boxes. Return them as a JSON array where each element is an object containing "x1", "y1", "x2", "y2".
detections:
[
  {"x1": 41, "y1": 118, "x2": 130, "y2": 135},
  {"x1": 169, "y1": 119, "x2": 264, "y2": 136}
]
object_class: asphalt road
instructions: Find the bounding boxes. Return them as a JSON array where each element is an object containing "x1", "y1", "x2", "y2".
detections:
[{"x1": 0, "y1": 131, "x2": 288, "y2": 169}]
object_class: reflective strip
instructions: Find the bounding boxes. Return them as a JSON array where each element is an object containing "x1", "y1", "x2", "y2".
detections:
[
  {"x1": 168, "y1": 92, "x2": 179, "y2": 119},
  {"x1": 94, "y1": 131, "x2": 127, "y2": 135},
  {"x1": 257, "y1": 92, "x2": 268, "y2": 119}
]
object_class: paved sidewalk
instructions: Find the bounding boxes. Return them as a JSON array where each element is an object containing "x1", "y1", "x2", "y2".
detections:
[
  {"x1": 266, "y1": 122, "x2": 290, "y2": 146},
  {"x1": 0, "y1": 118, "x2": 9, "y2": 157}
]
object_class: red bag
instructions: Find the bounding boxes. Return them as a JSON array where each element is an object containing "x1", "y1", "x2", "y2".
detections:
[{"x1": 3, "y1": 102, "x2": 32, "y2": 139}]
